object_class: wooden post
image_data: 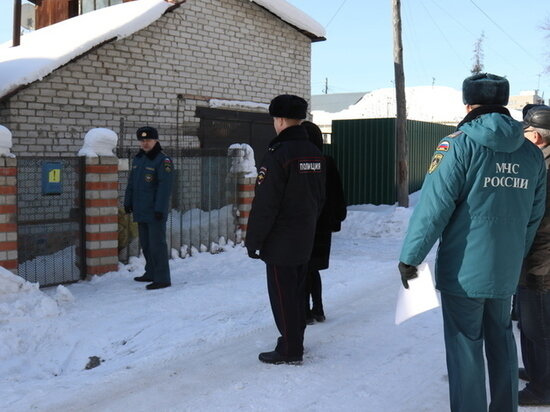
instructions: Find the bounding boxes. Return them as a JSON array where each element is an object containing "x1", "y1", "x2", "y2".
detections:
[
  {"x1": 392, "y1": 0, "x2": 409, "y2": 207},
  {"x1": 13, "y1": 0, "x2": 21, "y2": 47}
]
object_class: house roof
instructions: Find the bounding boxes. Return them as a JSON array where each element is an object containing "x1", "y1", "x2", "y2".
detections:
[
  {"x1": 311, "y1": 92, "x2": 368, "y2": 113},
  {"x1": 0, "y1": 0, "x2": 325, "y2": 101}
]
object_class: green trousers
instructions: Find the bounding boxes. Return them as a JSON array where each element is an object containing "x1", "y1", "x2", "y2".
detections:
[{"x1": 441, "y1": 293, "x2": 518, "y2": 412}]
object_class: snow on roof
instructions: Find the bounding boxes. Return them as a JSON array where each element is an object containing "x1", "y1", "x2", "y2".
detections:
[{"x1": 0, "y1": 0, "x2": 325, "y2": 101}]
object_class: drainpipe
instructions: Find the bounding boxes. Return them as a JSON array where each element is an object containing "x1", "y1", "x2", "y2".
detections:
[{"x1": 13, "y1": 0, "x2": 21, "y2": 47}]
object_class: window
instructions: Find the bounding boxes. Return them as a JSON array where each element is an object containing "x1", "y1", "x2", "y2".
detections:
[{"x1": 81, "y1": 0, "x2": 123, "y2": 14}]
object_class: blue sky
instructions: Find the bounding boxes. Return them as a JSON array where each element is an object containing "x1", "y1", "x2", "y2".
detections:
[{"x1": 1, "y1": 0, "x2": 549, "y2": 98}]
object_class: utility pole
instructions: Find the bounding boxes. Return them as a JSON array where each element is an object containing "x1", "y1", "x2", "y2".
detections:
[
  {"x1": 392, "y1": 0, "x2": 408, "y2": 207},
  {"x1": 13, "y1": 0, "x2": 22, "y2": 47},
  {"x1": 324, "y1": 78, "x2": 328, "y2": 94}
]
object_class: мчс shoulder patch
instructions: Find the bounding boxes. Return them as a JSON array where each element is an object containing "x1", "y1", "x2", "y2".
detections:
[
  {"x1": 163, "y1": 158, "x2": 173, "y2": 172},
  {"x1": 436, "y1": 141, "x2": 450, "y2": 152},
  {"x1": 428, "y1": 153, "x2": 444, "y2": 174}
]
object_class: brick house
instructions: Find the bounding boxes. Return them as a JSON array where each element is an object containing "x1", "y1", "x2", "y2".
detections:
[
  {"x1": 0, "y1": 0, "x2": 325, "y2": 158},
  {"x1": 0, "y1": 0, "x2": 324, "y2": 283}
]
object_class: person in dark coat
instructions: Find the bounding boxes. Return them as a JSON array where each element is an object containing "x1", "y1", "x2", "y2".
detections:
[
  {"x1": 245, "y1": 95, "x2": 326, "y2": 365},
  {"x1": 124, "y1": 126, "x2": 174, "y2": 290},
  {"x1": 302, "y1": 121, "x2": 347, "y2": 324},
  {"x1": 517, "y1": 105, "x2": 550, "y2": 406}
]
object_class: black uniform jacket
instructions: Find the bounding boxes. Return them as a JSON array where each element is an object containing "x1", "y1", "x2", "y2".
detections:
[{"x1": 245, "y1": 125, "x2": 326, "y2": 265}]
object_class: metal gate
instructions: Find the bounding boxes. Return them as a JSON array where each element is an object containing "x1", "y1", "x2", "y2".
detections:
[{"x1": 16, "y1": 157, "x2": 85, "y2": 287}]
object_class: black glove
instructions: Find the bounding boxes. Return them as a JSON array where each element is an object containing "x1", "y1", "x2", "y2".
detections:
[
  {"x1": 247, "y1": 248, "x2": 260, "y2": 259},
  {"x1": 154, "y1": 212, "x2": 164, "y2": 221},
  {"x1": 398, "y1": 262, "x2": 418, "y2": 289},
  {"x1": 124, "y1": 206, "x2": 132, "y2": 214}
]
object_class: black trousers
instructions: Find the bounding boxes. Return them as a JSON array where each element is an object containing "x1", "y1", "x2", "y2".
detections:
[
  {"x1": 266, "y1": 263, "x2": 307, "y2": 357},
  {"x1": 138, "y1": 220, "x2": 170, "y2": 284}
]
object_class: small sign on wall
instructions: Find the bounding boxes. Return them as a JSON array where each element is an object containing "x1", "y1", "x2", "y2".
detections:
[{"x1": 41, "y1": 162, "x2": 63, "y2": 195}]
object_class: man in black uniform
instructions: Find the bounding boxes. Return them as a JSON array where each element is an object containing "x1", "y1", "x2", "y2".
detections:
[
  {"x1": 245, "y1": 95, "x2": 326, "y2": 364},
  {"x1": 124, "y1": 126, "x2": 173, "y2": 290}
]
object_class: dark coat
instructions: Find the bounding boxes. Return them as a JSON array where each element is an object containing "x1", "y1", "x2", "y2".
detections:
[
  {"x1": 309, "y1": 155, "x2": 347, "y2": 270},
  {"x1": 245, "y1": 125, "x2": 326, "y2": 265},
  {"x1": 521, "y1": 145, "x2": 550, "y2": 291},
  {"x1": 124, "y1": 142, "x2": 173, "y2": 223}
]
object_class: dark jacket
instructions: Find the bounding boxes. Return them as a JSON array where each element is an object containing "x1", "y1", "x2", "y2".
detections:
[
  {"x1": 309, "y1": 155, "x2": 347, "y2": 270},
  {"x1": 124, "y1": 142, "x2": 173, "y2": 223},
  {"x1": 245, "y1": 125, "x2": 326, "y2": 265},
  {"x1": 521, "y1": 145, "x2": 550, "y2": 291}
]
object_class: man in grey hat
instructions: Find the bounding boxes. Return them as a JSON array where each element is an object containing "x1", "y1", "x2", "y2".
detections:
[
  {"x1": 246, "y1": 94, "x2": 325, "y2": 365},
  {"x1": 517, "y1": 105, "x2": 550, "y2": 406},
  {"x1": 398, "y1": 73, "x2": 547, "y2": 411}
]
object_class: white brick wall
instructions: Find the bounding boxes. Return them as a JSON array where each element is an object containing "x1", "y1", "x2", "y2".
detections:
[{"x1": 0, "y1": 0, "x2": 313, "y2": 156}]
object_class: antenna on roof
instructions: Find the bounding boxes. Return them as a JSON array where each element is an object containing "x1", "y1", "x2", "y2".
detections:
[{"x1": 21, "y1": 3, "x2": 35, "y2": 30}]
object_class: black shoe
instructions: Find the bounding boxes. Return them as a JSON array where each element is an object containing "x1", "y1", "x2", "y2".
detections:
[
  {"x1": 519, "y1": 367, "x2": 530, "y2": 381},
  {"x1": 519, "y1": 388, "x2": 550, "y2": 406},
  {"x1": 313, "y1": 314, "x2": 326, "y2": 322},
  {"x1": 258, "y1": 351, "x2": 302, "y2": 365},
  {"x1": 134, "y1": 275, "x2": 153, "y2": 282},
  {"x1": 146, "y1": 282, "x2": 171, "y2": 290},
  {"x1": 306, "y1": 316, "x2": 315, "y2": 325}
]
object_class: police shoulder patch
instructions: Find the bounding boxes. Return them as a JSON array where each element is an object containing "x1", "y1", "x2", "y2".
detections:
[
  {"x1": 257, "y1": 166, "x2": 267, "y2": 185},
  {"x1": 269, "y1": 142, "x2": 282, "y2": 152},
  {"x1": 428, "y1": 153, "x2": 444, "y2": 174}
]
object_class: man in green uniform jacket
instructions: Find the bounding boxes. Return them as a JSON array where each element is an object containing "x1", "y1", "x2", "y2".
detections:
[
  {"x1": 124, "y1": 126, "x2": 173, "y2": 290},
  {"x1": 399, "y1": 74, "x2": 547, "y2": 412}
]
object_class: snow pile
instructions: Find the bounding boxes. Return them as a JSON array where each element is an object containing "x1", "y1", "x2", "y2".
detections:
[
  {"x1": 312, "y1": 86, "x2": 465, "y2": 126},
  {"x1": 0, "y1": 125, "x2": 15, "y2": 158},
  {"x1": 0, "y1": 0, "x2": 173, "y2": 99},
  {"x1": 78, "y1": 128, "x2": 118, "y2": 157},
  {"x1": 209, "y1": 99, "x2": 269, "y2": 111},
  {"x1": 228, "y1": 143, "x2": 258, "y2": 177}
]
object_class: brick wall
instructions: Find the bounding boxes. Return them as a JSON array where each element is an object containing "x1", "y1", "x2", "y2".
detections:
[
  {"x1": 0, "y1": 158, "x2": 17, "y2": 272},
  {"x1": 0, "y1": 0, "x2": 312, "y2": 155}
]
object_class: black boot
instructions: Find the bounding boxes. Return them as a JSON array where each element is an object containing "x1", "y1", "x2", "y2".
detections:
[
  {"x1": 146, "y1": 282, "x2": 171, "y2": 290},
  {"x1": 134, "y1": 275, "x2": 153, "y2": 282},
  {"x1": 519, "y1": 387, "x2": 550, "y2": 406},
  {"x1": 258, "y1": 351, "x2": 302, "y2": 365}
]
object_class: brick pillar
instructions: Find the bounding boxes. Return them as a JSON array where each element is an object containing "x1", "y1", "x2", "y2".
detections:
[
  {"x1": 237, "y1": 175, "x2": 256, "y2": 241},
  {"x1": 84, "y1": 157, "x2": 119, "y2": 276},
  {"x1": 0, "y1": 157, "x2": 17, "y2": 273}
]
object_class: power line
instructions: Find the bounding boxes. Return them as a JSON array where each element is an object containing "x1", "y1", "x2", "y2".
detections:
[
  {"x1": 469, "y1": 0, "x2": 540, "y2": 63},
  {"x1": 325, "y1": 0, "x2": 348, "y2": 28}
]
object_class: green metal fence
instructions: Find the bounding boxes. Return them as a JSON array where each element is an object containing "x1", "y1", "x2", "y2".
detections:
[{"x1": 324, "y1": 118, "x2": 455, "y2": 206}]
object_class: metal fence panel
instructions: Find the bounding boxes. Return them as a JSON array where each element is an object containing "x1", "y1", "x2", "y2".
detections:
[
  {"x1": 325, "y1": 118, "x2": 455, "y2": 206},
  {"x1": 16, "y1": 157, "x2": 85, "y2": 286}
]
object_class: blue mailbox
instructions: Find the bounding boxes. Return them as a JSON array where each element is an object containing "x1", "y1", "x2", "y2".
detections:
[{"x1": 41, "y1": 162, "x2": 63, "y2": 195}]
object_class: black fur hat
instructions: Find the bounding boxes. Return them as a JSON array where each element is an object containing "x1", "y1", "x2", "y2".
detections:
[
  {"x1": 302, "y1": 120, "x2": 323, "y2": 150},
  {"x1": 136, "y1": 126, "x2": 158, "y2": 140},
  {"x1": 269, "y1": 94, "x2": 307, "y2": 119},
  {"x1": 462, "y1": 73, "x2": 509, "y2": 106},
  {"x1": 523, "y1": 105, "x2": 550, "y2": 130}
]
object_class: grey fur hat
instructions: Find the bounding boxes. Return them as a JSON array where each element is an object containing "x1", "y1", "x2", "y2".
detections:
[{"x1": 462, "y1": 73, "x2": 509, "y2": 106}]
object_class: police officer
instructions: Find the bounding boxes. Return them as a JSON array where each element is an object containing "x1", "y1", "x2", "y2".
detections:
[
  {"x1": 124, "y1": 126, "x2": 173, "y2": 290},
  {"x1": 398, "y1": 74, "x2": 547, "y2": 412},
  {"x1": 245, "y1": 94, "x2": 325, "y2": 365}
]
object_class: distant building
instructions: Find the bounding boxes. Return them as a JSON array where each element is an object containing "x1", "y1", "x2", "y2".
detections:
[{"x1": 507, "y1": 91, "x2": 545, "y2": 111}]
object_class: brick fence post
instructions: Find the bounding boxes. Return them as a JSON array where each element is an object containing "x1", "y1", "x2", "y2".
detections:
[
  {"x1": 84, "y1": 156, "x2": 119, "y2": 276},
  {"x1": 236, "y1": 175, "x2": 256, "y2": 242},
  {"x1": 0, "y1": 157, "x2": 17, "y2": 273}
]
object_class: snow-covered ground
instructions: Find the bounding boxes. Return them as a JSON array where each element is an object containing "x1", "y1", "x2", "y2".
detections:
[{"x1": 1, "y1": 193, "x2": 544, "y2": 412}]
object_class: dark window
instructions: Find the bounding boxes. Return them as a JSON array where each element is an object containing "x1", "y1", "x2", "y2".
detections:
[{"x1": 81, "y1": 0, "x2": 123, "y2": 14}]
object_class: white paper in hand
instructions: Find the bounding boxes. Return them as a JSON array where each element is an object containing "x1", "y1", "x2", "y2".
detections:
[{"x1": 395, "y1": 262, "x2": 440, "y2": 325}]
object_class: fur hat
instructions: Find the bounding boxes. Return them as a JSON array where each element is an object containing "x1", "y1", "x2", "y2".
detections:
[
  {"x1": 269, "y1": 94, "x2": 307, "y2": 119},
  {"x1": 302, "y1": 121, "x2": 323, "y2": 150},
  {"x1": 523, "y1": 105, "x2": 550, "y2": 130},
  {"x1": 462, "y1": 73, "x2": 509, "y2": 106},
  {"x1": 136, "y1": 126, "x2": 158, "y2": 140}
]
